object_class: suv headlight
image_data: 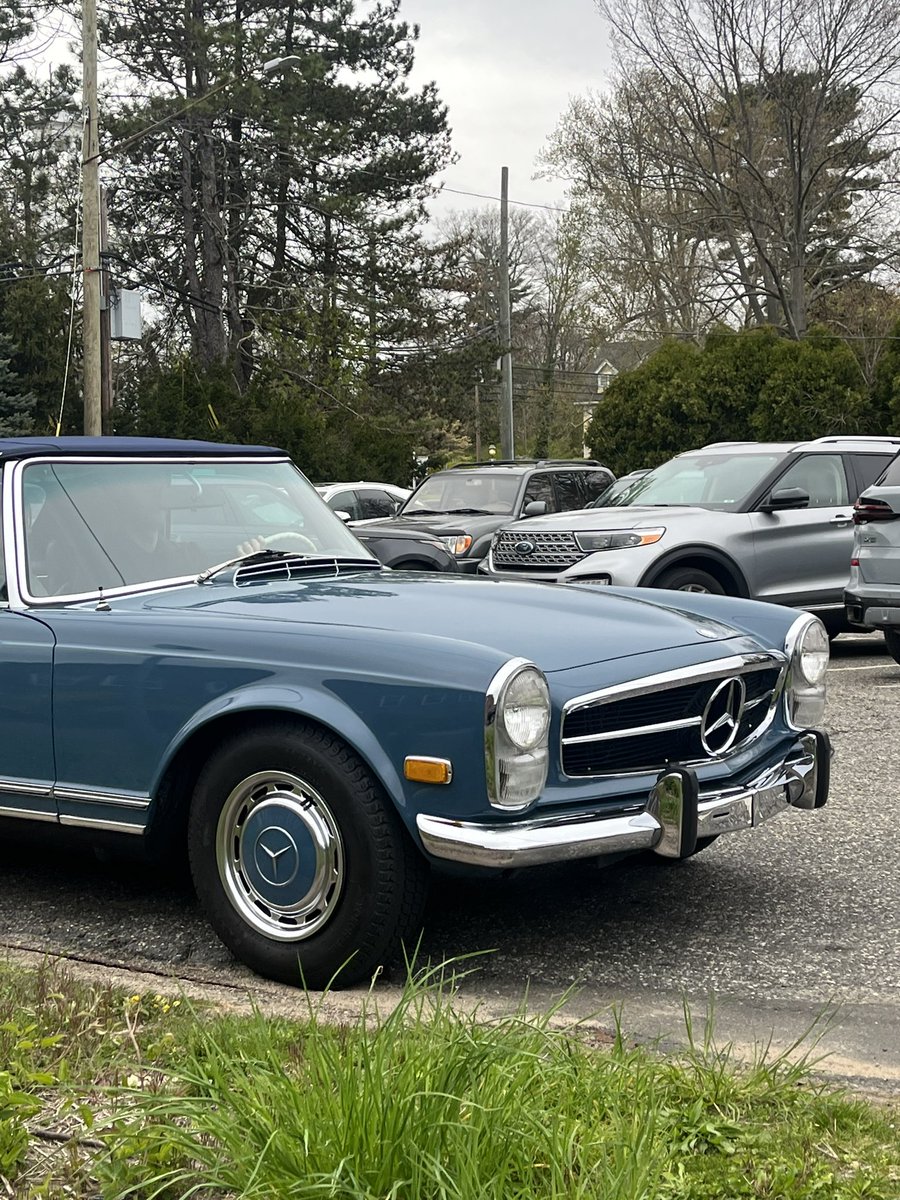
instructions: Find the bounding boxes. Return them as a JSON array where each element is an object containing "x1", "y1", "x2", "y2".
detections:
[
  {"x1": 784, "y1": 615, "x2": 829, "y2": 729},
  {"x1": 443, "y1": 535, "x2": 473, "y2": 555},
  {"x1": 485, "y1": 659, "x2": 550, "y2": 810},
  {"x1": 575, "y1": 527, "x2": 665, "y2": 552}
]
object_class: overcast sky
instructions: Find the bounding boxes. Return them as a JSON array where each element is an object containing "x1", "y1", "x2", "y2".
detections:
[{"x1": 399, "y1": 0, "x2": 613, "y2": 216}]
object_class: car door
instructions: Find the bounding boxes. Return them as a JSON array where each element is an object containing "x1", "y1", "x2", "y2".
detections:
[
  {"x1": 748, "y1": 453, "x2": 854, "y2": 609},
  {"x1": 519, "y1": 473, "x2": 556, "y2": 516},
  {"x1": 0, "y1": 475, "x2": 57, "y2": 821}
]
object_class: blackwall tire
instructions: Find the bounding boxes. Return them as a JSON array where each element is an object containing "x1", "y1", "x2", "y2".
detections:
[
  {"x1": 188, "y1": 721, "x2": 429, "y2": 989},
  {"x1": 653, "y1": 567, "x2": 725, "y2": 595}
]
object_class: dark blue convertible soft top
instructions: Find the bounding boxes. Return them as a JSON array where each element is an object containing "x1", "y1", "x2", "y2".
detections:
[{"x1": 0, "y1": 437, "x2": 285, "y2": 461}]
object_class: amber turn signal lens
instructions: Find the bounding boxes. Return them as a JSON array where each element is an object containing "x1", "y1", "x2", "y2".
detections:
[{"x1": 404, "y1": 757, "x2": 453, "y2": 785}]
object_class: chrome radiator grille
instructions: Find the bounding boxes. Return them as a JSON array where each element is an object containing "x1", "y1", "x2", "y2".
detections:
[
  {"x1": 561, "y1": 658, "x2": 784, "y2": 777},
  {"x1": 492, "y1": 529, "x2": 585, "y2": 571}
]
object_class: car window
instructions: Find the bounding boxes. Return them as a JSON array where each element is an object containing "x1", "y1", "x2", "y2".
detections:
[
  {"x1": 522, "y1": 473, "x2": 557, "y2": 513},
  {"x1": 607, "y1": 452, "x2": 783, "y2": 510},
  {"x1": 774, "y1": 454, "x2": 849, "y2": 507},
  {"x1": 22, "y1": 460, "x2": 373, "y2": 596},
  {"x1": 581, "y1": 471, "x2": 615, "y2": 506},
  {"x1": 856, "y1": 452, "x2": 899, "y2": 491},
  {"x1": 327, "y1": 490, "x2": 360, "y2": 520},
  {"x1": 358, "y1": 489, "x2": 400, "y2": 519},
  {"x1": 403, "y1": 471, "x2": 520, "y2": 515},
  {"x1": 552, "y1": 472, "x2": 585, "y2": 511}
]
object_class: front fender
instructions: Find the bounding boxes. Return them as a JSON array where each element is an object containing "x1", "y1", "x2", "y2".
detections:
[{"x1": 154, "y1": 681, "x2": 412, "y2": 818}]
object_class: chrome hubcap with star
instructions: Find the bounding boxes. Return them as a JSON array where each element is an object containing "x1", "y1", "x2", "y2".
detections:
[{"x1": 216, "y1": 770, "x2": 344, "y2": 941}]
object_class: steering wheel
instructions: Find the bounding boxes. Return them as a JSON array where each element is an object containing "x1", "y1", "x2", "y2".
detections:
[{"x1": 258, "y1": 531, "x2": 318, "y2": 553}]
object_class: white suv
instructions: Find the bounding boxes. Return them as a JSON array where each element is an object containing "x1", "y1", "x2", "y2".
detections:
[
  {"x1": 845, "y1": 450, "x2": 900, "y2": 662},
  {"x1": 485, "y1": 436, "x2": 899, "y2": 635}
]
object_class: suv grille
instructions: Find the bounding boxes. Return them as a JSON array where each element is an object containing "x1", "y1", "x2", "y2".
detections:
[
  {"x1": 492, "y1": 529, "x2": 586, "y2": 572},
  {"x1": 561, "y1": 660, "x2": 783, "y2": 777}
]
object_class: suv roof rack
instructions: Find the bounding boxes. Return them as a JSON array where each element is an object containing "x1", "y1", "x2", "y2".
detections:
[
  {"x1": 700, "y1": 441, "x2": 756, "y2": 449},
  {"x1": 807, "y1": 436, "x2": 900, "y2": 445},
  {"x1": 450, "y1": 458, "x2": 603, "y2": 469}
]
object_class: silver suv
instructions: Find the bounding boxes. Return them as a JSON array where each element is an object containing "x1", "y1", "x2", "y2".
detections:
[
  {"x1": 484, "y1": 436, "x2": 900, "y2": 633},
  {"x1": 844, "y1": 450, "x2": 900, "y2": 662}
]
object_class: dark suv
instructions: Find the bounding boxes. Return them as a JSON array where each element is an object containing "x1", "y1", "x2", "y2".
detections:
[{"x1": 357, "y1": 459, "x2": 615, "y2": 572}]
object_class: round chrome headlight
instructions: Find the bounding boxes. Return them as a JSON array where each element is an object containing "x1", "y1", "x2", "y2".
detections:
[
  {"x1": 500, "y1": 667, "x2": 551, "y2": 750},
  {"x1": 795, "y1": 619, "x2": 829, "y2": 686}
]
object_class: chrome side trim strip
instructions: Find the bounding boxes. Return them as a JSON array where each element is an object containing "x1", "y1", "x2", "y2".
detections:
[
  {"x1": 0, "y1": 806, "x2": 58, "y2": 824},
  {"x1": 59, "y1": 815, "x2": 144, "y2": 834},
  {"x1": 0, "y1": 779, "x2": 53, "y2": 797},
  {"x1": 563, "y1": 715, "x2": 699, "y2": 746},
  {"x1": 55, "y1": 788, "x2": 151, "y2": 810}
]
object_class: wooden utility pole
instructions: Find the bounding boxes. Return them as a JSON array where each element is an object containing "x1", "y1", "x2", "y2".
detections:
[
  {"x1": 498, "y1": 166, "x2": 514, "y2": 459},
  {"x1": 100, "y1": 188, "x2": 113, "y2": 433},
  {"x1": 81, "y1": 0, "x2": 102, "y2": 435}
]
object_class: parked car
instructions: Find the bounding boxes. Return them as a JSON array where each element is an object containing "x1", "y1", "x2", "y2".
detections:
[
  {"x1": 359, "y1": 459, "x2": 616, "y2": 572},
  {"x1": 314, "y1": 481, "x2": 410, "y2": 521},
  {"x1": 844, "y1": 449, "x2": 900, "y2": 663},
  {"x1": 1, "y1": 437, "x2": 830, "y2": 988},
  {"x1": 484, "y1": 437, "x2": 900, "y2": 635}
]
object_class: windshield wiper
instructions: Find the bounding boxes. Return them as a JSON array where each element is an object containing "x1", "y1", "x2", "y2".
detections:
[
  {"x1": 397, "y1": 508, "x2": 445, "y2": 516},
  {"x1": 442, "y1": 507, "x2": 495, "y2": 515}
]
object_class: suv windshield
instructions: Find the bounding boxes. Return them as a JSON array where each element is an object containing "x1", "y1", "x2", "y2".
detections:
[
  {"x1": 402, "y1": 471, "x2": 521, "y2": 516},
  {"x1": 22, "y1": 459, "x2": 374, "y2": 597},
  {"x1": 606, "y1": 452, "x2": 783, "y2": 511}
]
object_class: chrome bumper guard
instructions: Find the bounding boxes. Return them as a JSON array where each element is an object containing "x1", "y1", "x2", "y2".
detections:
[{"x1": 415, "y1": 731, "x2": 830, "y2": 869}]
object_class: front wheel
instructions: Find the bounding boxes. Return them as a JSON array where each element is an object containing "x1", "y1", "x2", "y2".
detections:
[
  {"x1": 885, "y1": 628, "x2": 900, "y2": 666},
  {"x1": 653, "y1": 566, "x2": 725, "y2": 595},
  {"x1": 188, "y1": 722, "x2": 429, "y2": 988}
]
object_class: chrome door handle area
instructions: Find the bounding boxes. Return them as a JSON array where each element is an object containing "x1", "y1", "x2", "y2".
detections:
[{"x1": 830, "y1": 514, "x2": 851, "y2": 524}]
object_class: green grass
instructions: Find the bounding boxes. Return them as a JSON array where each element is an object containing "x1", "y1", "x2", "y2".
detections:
[{"x1": 0, "y1": 959, "x2": 898, "y2": 1199}]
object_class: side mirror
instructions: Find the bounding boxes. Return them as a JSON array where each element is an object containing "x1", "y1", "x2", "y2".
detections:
[
  {"x1": 759, "y1": 486, "x2": 810, "y2": 512},
  {"x1": 334, "y1": 509, "x2": 353, "y2": 523},
  {"x1": 522, "y1": 500, "x2": 548, "y2": 517}
]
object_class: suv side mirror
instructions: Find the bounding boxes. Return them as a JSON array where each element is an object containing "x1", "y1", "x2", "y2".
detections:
[
  {"x1": 522, "y1": 500, "x2": 548, "y2": 517},
  {"x1": 334, "y1": 509, "x2": 353, "y2": 523},
  {"x1": 759, "y1": 486, "x2": 810, "y2": 512}
]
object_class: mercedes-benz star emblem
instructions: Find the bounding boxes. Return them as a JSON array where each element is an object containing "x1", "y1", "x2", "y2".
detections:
[
  {"x1": 254, "y1": 827, "x2": 299, "y2": 887},
  {"x1": 515, "y1": 540, "x2": 535, "y2": 555},
  {"x1": 699, "y1": 677, "x2": 746, "y2": 756}
]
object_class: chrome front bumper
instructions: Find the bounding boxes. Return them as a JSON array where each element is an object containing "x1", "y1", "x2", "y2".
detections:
[{"x1": 416, "y1": 731, "x2": 829, "y2": 869}]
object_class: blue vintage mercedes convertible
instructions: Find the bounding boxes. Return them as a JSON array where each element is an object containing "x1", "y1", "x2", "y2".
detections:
[{"x1": 0, "y1": 438, "x2": 831, "y2": 987}]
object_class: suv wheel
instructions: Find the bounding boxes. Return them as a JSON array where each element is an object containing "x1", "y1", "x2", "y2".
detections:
[{"x1": 653, "y1": 567, "x2": 724, "y2": 595}]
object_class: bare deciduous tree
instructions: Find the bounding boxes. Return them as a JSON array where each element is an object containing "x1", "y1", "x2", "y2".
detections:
[{"x1": 551, "y1": 0, "x2": 900, "y2": 338}]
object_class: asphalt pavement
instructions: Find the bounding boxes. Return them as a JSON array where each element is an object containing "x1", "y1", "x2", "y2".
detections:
[{"x1": 1, "y1": 632, "x2": 897, "y2": 1090}]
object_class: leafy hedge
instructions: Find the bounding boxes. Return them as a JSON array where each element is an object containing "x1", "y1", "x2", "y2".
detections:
[{"x1": 588, "y1": 326, "x2": 894, "y2": 475}]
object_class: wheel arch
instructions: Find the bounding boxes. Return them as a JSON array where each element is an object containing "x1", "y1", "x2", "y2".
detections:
[
  {"x1": 146, "y1": 695, "x2": 409, "y2": 853},
  {"x1": 638, "y1": 546, "x2": 750, "y2": 597}
]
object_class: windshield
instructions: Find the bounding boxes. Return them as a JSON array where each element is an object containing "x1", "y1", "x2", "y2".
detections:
[
  {"x1": 605, "y1": 452, "x2": 783, "y2": 510},
  {"x1": 22, "y1": 458, "x2": 376, "y2": 598},
  {"x1": 402, "y1": 470, "x2": 521, "y2": 515}
]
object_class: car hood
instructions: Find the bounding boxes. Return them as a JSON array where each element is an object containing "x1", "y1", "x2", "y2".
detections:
[
  {"x1": 360, "y1": 513, "x2": 505, "y2": 538},
  {"x1": 126, "y1": 572, "x2": 749, "y2": 673},
  {"x1": 514, "y1": 505, "x2": 723, "y2": 531}
]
